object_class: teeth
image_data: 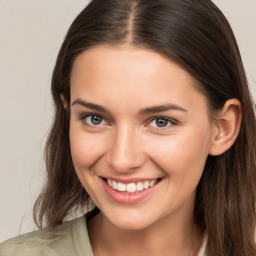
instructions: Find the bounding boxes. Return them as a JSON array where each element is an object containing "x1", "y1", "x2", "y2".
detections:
[
  {"x1": 117, "y1": 182, "x2": 126, "y2": 192},
  {"x1": 127, "y1": 183, "x2": 137, "y2": 193},
  {"x1": 107, "y1": 179, "x2": 112, "y2": 186},
  {"x1": 112, "y1": 180, "x2": 118, "y2": 189},
  {"x1": 149, "y1": 180, "x2": 155, "y2": 187},
  {"x1": 136, "y1": 182, "x2": 144, "y2": 191},
  {"x1": 106, "y1": 178, "x2": 158, "y2": 193},
  {"x1": 143, "y1": 180, "x2": 149, "y2": 189}
]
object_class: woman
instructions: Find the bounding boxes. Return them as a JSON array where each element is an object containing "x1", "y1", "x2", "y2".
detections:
[{"x1": 1, "y1": 0, "x2": 255, "y2": 255}]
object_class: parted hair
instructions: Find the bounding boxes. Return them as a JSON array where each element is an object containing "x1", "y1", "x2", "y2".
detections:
[{"x1": 33, "y1": 0, "x2": 256, "y2": 255}]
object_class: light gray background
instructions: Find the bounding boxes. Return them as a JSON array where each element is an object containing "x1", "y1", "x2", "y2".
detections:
[{"x1": 0, "y1": 0, "x2": 255, "y2": 242}]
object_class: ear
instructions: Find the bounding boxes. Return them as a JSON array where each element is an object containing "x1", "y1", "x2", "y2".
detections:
[
  {"x1": 209, "y1": 99, "x2": 242, "y2": 156},
  {"x1": 60, "y1": 94, "x2": 68, "y2": 109}
]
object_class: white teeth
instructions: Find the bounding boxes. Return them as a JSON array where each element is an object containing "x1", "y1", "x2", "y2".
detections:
[
  {"x1": 117, "y1": 182, "x2": 126, "y2": 192},
  {"x1": 127, "y1": 183, "x2": 137, "y2": 193},
  {"x1": 143, "y1": 180, "x2": 149, "y2": 189},
  {"x1": 107, "y1": 179, "x2": 112, "y2": 186},
  {"x1": 112, "y1": 180, "x2": 118, "y2": 189},
  {"x1": 149, "y1": 180, "x2": 155, "y2": 187},
  {"x1": 136, "y1": 182, "x2": 144, "y2": 191},
  {"x1": 106, "y1": 178, "x2": 158, "y2": 193}
]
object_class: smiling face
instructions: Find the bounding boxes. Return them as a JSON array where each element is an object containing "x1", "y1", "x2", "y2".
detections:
[{"x1": 69, "y1": 45, "x2": 214, "y2": 231}]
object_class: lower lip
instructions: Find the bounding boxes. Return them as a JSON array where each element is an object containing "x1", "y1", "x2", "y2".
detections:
[{"x1": 101, "y1": 179, "x2": 161, "y2": 204}]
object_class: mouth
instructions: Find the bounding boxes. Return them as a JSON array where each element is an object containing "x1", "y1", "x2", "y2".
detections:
[
  {"x1": 101, "y1": 177, "x2": 163, "y2": 194},
  {"x1": 100, "y1": 176, "x2": 163, "y2": 204}
]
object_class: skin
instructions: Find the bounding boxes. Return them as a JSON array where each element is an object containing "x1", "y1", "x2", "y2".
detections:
[{"x1": 68, "y1": 45, "x2": 240, "y2": 256}]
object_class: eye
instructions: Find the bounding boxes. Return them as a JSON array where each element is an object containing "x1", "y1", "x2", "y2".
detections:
[
  {"x1": 81, "y1": 114, "x2": 108, "y2": 126},
  {"x1": 148, "y1": 117, "x2": 176, "y2": 128}
]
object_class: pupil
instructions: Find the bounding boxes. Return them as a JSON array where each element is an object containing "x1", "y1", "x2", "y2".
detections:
[
  {"x1": 91, "y1": 115, "x2": 102, "y2": 125},
  {"x1": 156, "y1": 118, "x2": 168, "y2": 127}
]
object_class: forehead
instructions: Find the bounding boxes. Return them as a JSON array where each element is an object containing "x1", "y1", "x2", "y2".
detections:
[
  {"x1": 70, "y1": 45, "x2": 207, "y2": 112},
  {"x1": 71, "y1": 45, "x2": 193, "y2": 85}
]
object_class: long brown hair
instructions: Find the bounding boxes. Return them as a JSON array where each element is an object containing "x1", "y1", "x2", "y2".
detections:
[{"x1": 34, "y1": 0, "x2": 256, "y2": 255}]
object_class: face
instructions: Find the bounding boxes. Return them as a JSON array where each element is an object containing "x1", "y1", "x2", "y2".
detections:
[{"x1": 69, "y1": 45, "x2": 214, "y2": 231}]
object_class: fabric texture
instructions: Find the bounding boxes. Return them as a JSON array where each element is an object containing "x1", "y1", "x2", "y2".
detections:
[
  {"x1": 0, "y1": 211, "x2": 95, "y2": 256},
  {"x1": 0, "y1": 209, "x2": 206, "y2": 256}
]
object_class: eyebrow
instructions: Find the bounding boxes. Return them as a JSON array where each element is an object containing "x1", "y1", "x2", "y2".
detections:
[
  {"x1": 71, "y1": 99, "x2": 110, "y2": 114},
  {"x1": 71, "y1": 98, "x2": 187, "y2": 115},
  {"x1": 138, "y1": 104, "x2": 187, "y2": 115}
]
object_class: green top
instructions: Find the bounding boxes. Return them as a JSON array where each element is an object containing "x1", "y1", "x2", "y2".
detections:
[{"x1": 0, "y1": 209, "x2": 206, "y2": 256}]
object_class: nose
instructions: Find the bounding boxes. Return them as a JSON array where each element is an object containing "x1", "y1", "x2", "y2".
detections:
[{"x1": 106, "y1": 125, "x2": 146, "y2": 173}]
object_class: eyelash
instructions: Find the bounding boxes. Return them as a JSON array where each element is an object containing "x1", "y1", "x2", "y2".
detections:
[
  {"x1": 146, "y1": 117, "x2": 178, "y2": 129},
  {"x1": 80, "y1": 113, "x2": 108, "y2": 127},
  {"x1": 79, "y1": 113, "x2": 178, "y2": 129}
]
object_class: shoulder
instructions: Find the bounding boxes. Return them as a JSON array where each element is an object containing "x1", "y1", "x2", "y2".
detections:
[{"x1": 0, "y1": 216, "x2": 87, "y2": 256}]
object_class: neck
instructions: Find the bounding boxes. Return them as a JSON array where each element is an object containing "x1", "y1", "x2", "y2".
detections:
[{"x1": 88, "y1": 210, "x2": 203, "y2": 256}]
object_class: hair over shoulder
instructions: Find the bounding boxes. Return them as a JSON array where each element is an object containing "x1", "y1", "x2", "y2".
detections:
[{"x1": 33, "y1": 0, "x2": 256, "y2": 255}]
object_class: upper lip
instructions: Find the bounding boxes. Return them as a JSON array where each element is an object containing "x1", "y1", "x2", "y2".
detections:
[{"x1": 100, "y1": 176, "x2": 163, "y2": 184}]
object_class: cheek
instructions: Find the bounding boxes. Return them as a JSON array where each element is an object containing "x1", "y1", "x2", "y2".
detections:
[
  {"x1": 147, "y1": 127, "x2": 211, "y2": 181},
  {"x1": 69, "y1": 130, "x2": 104, "y2": 205},
  {"x1": 69, "y1": 125, "x2": 105, "y2": 171}
]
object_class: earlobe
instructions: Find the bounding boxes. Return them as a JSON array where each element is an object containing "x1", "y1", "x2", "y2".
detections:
[
  {"x1": 209, "y1": 99, "x2": 242, "y2": 156},
  {"x1": 60, "y1": 94, "x2": 68, "y2": 109}
]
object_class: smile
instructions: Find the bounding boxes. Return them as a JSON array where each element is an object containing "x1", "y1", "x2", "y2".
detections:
[
  {"x1": 101, "y1": 177, "x2": 162, "y2": 204},
  {"x1": 106, "y1": 179, "x2": 158, "y2": 193}
]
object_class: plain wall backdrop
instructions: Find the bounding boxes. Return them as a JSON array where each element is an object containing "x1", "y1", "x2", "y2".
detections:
[{"x1": 0, "y1": 0, "x2": 255, "y2": 242}]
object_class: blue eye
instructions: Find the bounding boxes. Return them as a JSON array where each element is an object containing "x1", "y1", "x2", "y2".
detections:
[
  {"x1": 149, "y1": 118, "x2": 174, "y2": 128},
  {"x1": 82, "y1": 114, "x2": 107, "y2": 126}
]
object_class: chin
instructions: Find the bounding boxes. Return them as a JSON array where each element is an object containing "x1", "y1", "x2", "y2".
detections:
[
  {"x1": 103, "y1": 208, "x2": 156, "y2": 231},
  {"x1": 112, "y1": 218, "x2": 151, "y2": 231}
]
